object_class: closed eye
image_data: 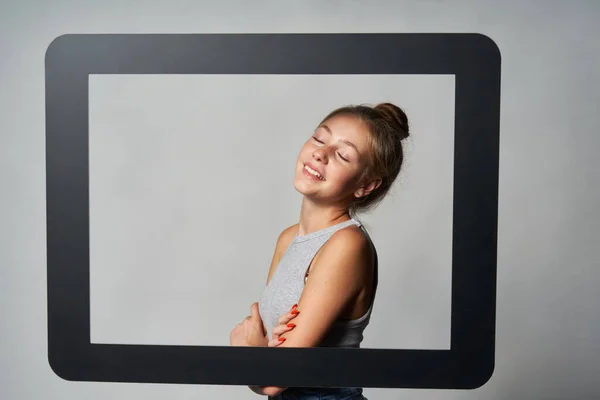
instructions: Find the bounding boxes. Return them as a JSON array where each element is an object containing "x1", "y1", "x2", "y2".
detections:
[
  {"x1": 337, "y1": 153, "x2": 349, "y2": 162},
  {"x1": 313, "y1": 136, "x2": 349, "y2": 162}
]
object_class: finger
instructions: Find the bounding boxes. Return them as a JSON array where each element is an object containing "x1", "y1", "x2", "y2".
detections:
[
  {"x1": 268, "y1": 337, "x2": 286, "y2": 347},
  {"x1": 250, "y1": 302, "x2": 261, "y2": 320},
  {"x1": 272, "y1": 323, "x2": 295, "y2": 337},
  {"x1": 277, "y1": 304, "x2": 299, "y2": 324},
  {"x1": 277, "y1": 310, "x2": 299, "y2": 326}
]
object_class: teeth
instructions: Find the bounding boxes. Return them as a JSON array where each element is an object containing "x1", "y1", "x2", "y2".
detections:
[{"x1": 305, "y1": 165, "x2": 324, "y2": 180}]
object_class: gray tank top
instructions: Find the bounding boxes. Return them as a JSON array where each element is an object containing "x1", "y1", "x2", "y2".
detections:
[{"x1": 258, "y1": 218, "x2": 378, "y2": 348}]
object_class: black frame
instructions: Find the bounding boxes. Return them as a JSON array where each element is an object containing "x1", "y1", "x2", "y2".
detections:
[{"x1": 45, "y1": 33, "x2": 501, "y2": 389}]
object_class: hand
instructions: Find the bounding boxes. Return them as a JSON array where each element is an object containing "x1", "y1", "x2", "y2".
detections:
[
  {"x1": 268, "y1": 303, "x2": 299, "y2": 346},
  {"x1": 230, "y1": 302, "x2": 268, "y2": 347}
]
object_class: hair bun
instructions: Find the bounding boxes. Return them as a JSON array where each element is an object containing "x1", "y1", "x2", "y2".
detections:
[{"x1": 374, "y1": 103, "x2": 410, "y2": 140}]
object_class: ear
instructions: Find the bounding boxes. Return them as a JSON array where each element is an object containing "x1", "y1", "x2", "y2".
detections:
[{"x1": 354, "y1": 177, "x2": 382, "y2": 199}]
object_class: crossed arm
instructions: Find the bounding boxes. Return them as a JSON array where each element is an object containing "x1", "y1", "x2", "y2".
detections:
[{"x1": 249, "y1": 226, "x2": 373, "y2": 397}]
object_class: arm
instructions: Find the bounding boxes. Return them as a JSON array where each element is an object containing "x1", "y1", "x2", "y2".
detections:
[
  {"x1": 249, "y1": 385, "x2": 286, "y2": 397},
  {"x1": 276, "y1": 227, "x2": 372, "y2": 347},
  {"x1": 246, "y1": 225, "x2": 299, "y2": 397},
  {"x1": 260, "y1": 224, "x2": 298, "y2": 335},
  {"x1": 254, "y1": 227, "x2": 372, "y2": 396}
]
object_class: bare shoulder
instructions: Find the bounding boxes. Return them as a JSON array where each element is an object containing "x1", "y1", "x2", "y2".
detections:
[
  {"x1": 265, "y1": 223, "x2": 299, "y2": 284},
  {"x1": 330, "y1": 224, "x2": 371, "y2": 246},
  {"x1": 313, "y1": 225, "x2": 374, "y2": 282},
  {"x1": 325, "y1": 225, "x2": 373, "y2": 261}
]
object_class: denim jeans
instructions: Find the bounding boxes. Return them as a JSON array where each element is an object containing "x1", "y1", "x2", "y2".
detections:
[{"x1": 269, "y1": 387, "x2": 367, "y2": 400}]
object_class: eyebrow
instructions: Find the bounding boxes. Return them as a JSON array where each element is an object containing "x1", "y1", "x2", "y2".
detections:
[{"x1": 319, "y1": 124, "x2": 360, "y2": 155}]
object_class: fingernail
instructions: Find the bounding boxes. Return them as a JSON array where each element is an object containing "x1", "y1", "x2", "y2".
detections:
[
  {"x1": 287, "y1": 323, "x2": 296, "y2": 328},
  {"x1": 278, "y1": 337, "x2": 286, "y2": 342},
  {"x1": 291, "y1": 309, "x2": 299, "y2": 315},
  {"x1": 291, "y1": 304, "x2": 298, "y2": 310}
]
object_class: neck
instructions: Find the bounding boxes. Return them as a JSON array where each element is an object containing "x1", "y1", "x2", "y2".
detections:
[{"x1": 297, "y1": 197, "x2": 351, "y2": 236}]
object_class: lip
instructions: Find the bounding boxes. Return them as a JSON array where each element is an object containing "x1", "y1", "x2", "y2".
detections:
[{"x1": 303, "y1": 162, "x2": 325, "y2": 180}]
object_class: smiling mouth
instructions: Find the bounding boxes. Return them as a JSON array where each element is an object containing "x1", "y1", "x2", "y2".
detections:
[{"x1": 304, "y1": 164, "x2": 325, "y2": 180}]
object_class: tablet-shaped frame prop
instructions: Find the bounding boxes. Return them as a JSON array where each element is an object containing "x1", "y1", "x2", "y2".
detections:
[{"x1": 45, "y1": 33, "x2": 501, "y2": 389}]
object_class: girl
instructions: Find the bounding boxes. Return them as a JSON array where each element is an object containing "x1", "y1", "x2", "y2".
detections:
[{"x1": 230, "y1": 103, "x2": 410, "y2": 399}]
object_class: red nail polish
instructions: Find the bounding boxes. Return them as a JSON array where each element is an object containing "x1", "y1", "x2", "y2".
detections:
[
  {"x1": 291, "y1": 304, "x2": 298, "y2": 310},
  {"x1": 291, "y1": 309, "x2": 299, "y2": 315},
  {"x1": 278, "y1": 337, "x2": 286, "y2": 342},
  {"x1": 287, "y1": 323, "x2": 296, "y2": 328}
]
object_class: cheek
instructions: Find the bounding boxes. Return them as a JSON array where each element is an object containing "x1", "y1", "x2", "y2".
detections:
[
  {"x1": 339, "y1": 168, "x2": 359, "y2": 188},
  {"x1": 297, "y1": 143, "x2": 312, "y2": 159},
  {"x1": 329, "y1": 166, "x2": 359, "y2": 187}
]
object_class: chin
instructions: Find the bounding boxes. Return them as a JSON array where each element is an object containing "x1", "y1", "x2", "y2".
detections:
[
  {"x1": 293, "y1": 162, "x2": 330, "y2": 197},
  {"x1": 292, "y1": 176, "x2": 309, "y2": 195}
]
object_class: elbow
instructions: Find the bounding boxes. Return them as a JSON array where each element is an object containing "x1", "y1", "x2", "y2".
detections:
[{"x1": 262, "y1": 386, "x2": 287, "y2": 396}]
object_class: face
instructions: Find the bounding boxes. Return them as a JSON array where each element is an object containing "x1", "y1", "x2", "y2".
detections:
[{"x1": 293, "y1": 113, "x2": 379, "y2": 207}]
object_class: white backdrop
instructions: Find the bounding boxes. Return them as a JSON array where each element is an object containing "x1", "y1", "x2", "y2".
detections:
[{"x1": 1, "y1": 1, "x2": 599, "y2": 399}]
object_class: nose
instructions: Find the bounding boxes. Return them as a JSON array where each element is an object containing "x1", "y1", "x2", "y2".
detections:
[{"x1": 312, "y1": 147, "x2": 329, "y2": 163}]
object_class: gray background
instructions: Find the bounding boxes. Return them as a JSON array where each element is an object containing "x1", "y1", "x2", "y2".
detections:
[
  {"x1": 88, "y1": 74, "x2": 454, "y2": 349},
  {"x1": 1, "y1": 1, "x2": 599, "y2": 399}
]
